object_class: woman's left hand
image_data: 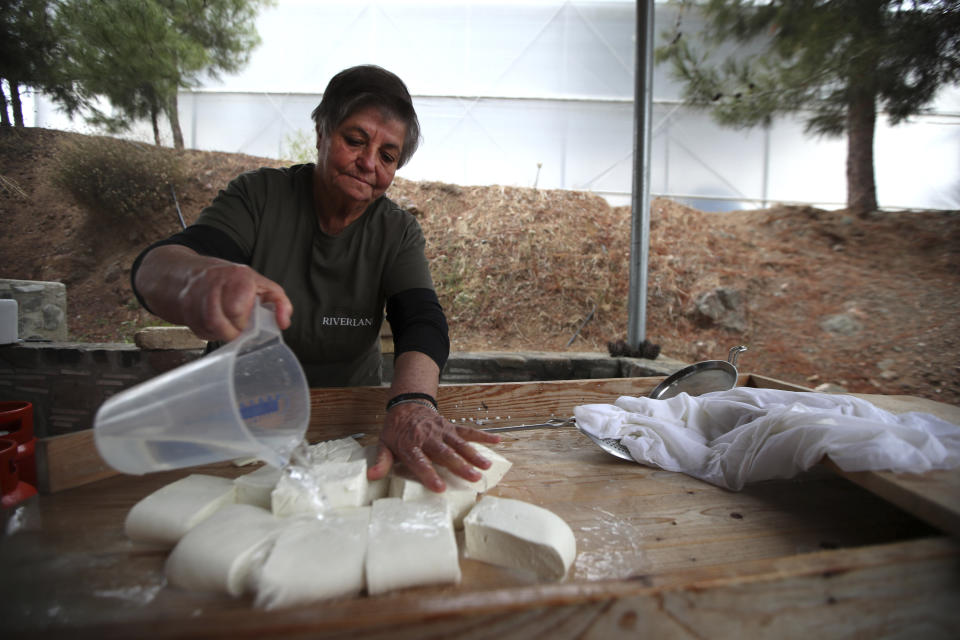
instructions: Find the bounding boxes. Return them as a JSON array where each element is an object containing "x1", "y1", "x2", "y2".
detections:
[{"x1": 368, "y1": 402, "x2": 501, "y2": 492}]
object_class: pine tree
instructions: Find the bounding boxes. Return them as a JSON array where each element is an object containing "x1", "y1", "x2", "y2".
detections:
[
  {"x1": 0, "y1": 0, "x2": 60, "y2": 127},
  {"x1": 657, "y1": 0, "x2": 960, "y2": 216},
  {"x1": 51, "y1": 0, "x2": 268, "y2": 149}
]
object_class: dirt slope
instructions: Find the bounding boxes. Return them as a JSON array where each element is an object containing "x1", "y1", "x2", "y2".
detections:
[{"x1": 2, "y1": 126, "x2": 958, "y2": 405}]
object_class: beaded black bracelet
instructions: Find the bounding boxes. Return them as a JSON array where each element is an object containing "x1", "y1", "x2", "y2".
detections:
[
  {"x1": 388, "y1": 398, "x2": 438, "y2": 413},
  {"x1": 386, "y1": 392, "x2": 438, "y2": 412}
]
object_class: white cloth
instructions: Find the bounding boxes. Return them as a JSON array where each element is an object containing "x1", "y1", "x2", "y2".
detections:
[{"x1": 574, "y1": 388, "x2": 960, "y2": 490}]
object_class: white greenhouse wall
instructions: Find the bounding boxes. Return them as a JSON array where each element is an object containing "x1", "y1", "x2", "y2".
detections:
[{"x1": 28, "y1": 0, "x2": 960, "y2": 211}]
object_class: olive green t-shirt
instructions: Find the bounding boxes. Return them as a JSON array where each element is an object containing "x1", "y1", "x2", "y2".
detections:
[{"x1": 195, "y1": 164, "x2": 434, "y2": 387}]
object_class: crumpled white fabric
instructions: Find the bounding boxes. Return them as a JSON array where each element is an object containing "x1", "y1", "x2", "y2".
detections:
[{"x1": 573, "y1": 387, "x2": 960, "y2": 490}]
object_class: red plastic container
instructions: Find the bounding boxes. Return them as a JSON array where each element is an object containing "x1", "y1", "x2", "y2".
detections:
[
  {"x1": 0, "y1": 401, "x2": 36, "y2": 487},
  {"x1": 1, "y1": 437, "x2": 37, "y2": 508}
]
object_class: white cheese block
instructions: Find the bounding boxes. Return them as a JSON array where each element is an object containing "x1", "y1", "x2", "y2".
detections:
[
  {"x1": 309, "y1": 436, "x2": 364, "y2": 463},
  {"x1": 388, "y1": 468, "x2": 477, "y2": 528},
  {"x1": 313, "y1": 459, "x2": 369, "y2": 508},
  {"x1": 254, "y1": 507, "x2": 371, "y2": 609},
  {"x1": 349, "y1": 444, "x2": 389, "y2": 504},
  {"x1": 272, "y1": 459, "x2": 368, "y2": 517},
  {"x1": 365, "y1": 497, "x2": 461, "y2": 595},
  {"x1": 271, "y1": 469, "x2": 324, "y2": 518},
  {"x1": 124, "y1": 474, "x2": 237, "y2": 547},
  {"x1": 165, "y1": 504, "x2": 282, "y2": 597},
  {"x1": 235, "y1": 465, "x2": 283, "y2": 509},
  {"x1": 467, "y1": 443, "x2": 513, "y2": 492},
  {"x1": 463, "y1": 496, "x2": 576, "y2": 581}
]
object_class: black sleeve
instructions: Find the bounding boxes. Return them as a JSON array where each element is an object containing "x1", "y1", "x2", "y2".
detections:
[
  {"x1": 129, "y1": 224, "x2": 249, "y2": 313},
  {"x1": 386, "y1": 288, "x2": 450, "y2": 371}
]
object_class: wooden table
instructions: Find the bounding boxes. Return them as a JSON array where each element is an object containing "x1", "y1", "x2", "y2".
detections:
[{"x1": 3, "y1": 375, "x2": 959, "y2": 638}]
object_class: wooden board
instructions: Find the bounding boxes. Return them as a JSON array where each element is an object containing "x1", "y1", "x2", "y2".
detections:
[
  {"x1": 305, "y1": 376, "x2": 676, "y2": 440},
  {"x1": 833, "y1": 394, "x2": 960, "y2": 537},
  {"x1": 7, "y1": 536, "x2": 958, "y2": 639},
  {"x1": 35, "y1": 376, "x2": 675, "y2": 492},
  {"x1": 17, "y1": 371, "x2": 959, "y2": 637},
  {"x1": 4, "y1": 422, "x2": 958, "y2": 638},
  {"x1": 7, "y1": 375, "x2": 960, "y2": 639},
  {"x1": 35, "y1": 429, "x2": 115, "y2": 493},
  {"x1": 36, "y1": 375, "x2": 960, "y2": 540}
]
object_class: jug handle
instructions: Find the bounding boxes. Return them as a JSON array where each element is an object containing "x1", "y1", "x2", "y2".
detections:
[
  {"x1": 727, "y1": 345, "x2": 748, "y2": 367},
  {"x1": 252, "y1": 298, "x2": 281, "y2": 337},
  {"x1": 232, "y1": 298, "x2": 282, "y2": 346}
]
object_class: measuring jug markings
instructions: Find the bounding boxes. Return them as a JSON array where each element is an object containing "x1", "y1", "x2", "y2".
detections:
[
  {"x1": 99, "y1": 396, "x2": 297, "y2": 454},
  {"x1": 98, "y1": 384, "x2": 224, "y2": 428},
  {"x1": 97, "y1": 436, "x2": 254, "y2": 473},
  {"x1": 97, "y1": 429, "x2": 292, "y2": 471},
  {"x1": 239, "y1": 395, "x2": 283, "y2": 420}
]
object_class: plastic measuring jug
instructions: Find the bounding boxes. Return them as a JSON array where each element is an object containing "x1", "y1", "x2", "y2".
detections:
[{"x1": 94, "y1": 301, "x2": 309, "y2": 474}]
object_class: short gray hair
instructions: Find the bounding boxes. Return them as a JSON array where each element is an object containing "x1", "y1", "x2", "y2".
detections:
[{"x1": 311, "y1": 65, "x2": 421, "y2": 168}]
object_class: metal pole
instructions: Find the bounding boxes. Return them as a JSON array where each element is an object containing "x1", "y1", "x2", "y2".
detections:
[
  {"x1": 762, "y1": 124, "x2": 771, "y2": 208},
  {"x1": 627, "y1": 0, "x2": 654, "y2": 348},
  {"x1": 190, "y1": 91, "x2": 198, "y2": 150}
]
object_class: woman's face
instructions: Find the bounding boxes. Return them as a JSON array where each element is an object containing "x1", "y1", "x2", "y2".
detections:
[{"x1": 315, "y1": 105, "x2": 406, "y2": 209}]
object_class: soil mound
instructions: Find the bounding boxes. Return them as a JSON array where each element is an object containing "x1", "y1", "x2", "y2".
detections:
[{"x1": 2, "y1": 127, "x2": 957, "y2": 404}]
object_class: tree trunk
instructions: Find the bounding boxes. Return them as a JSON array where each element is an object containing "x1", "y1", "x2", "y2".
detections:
[
  {"x1": 167, "y1": 92, "x2": 184, "y2": 150},
  {"x1": 150, "y1": 103, "x2": 161, "y2": 146},
  {"x1": 9, "y1": 79, "x2": 24, "y2": 127},
  {"x1": 0, "y1": 82, "x2": 10, "y2": 127},
  {"x1": 845, "y1": 89, "x2": 878, "y2": 216}
]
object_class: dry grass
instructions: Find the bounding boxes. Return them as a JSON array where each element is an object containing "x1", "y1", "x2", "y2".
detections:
[
  {"x1": 387, "y1": 176, "x2": 959, "y2": 406},
  {"x1": 390, "y1": 178, "x2": 759, "y2": 354},
  {"x1": 388, "y1": 180, "x2": 635, "y2": 350},
  {"x1": 2, "y1": 127, "x2": 957, "y2": 404}
]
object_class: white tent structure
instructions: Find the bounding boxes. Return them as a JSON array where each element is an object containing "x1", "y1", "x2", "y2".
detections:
[
  {"x1": 25, "y1": 0, "x2": 960, "y2": 344},
  {"x1": 29, "y1": 0, "x2": 960, "y2": 212}
]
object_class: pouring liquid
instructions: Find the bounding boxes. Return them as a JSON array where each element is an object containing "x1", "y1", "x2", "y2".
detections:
[
  {"x1": 270, "y1": 438, "x2": 330, "y2": 517},
  {"x1": 96, "y1": 425, "x2": 299, "y2": 473}
]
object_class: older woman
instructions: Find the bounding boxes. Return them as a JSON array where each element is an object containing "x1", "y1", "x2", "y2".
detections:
[{"x1": 131, "y1": 65, "x2": 498, "y2": 491}]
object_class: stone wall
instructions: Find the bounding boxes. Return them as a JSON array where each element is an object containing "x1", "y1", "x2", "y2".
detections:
[
  {"x1": 0, "y1": 342, "x2": 204, "y2": 438},
  {"x1": 435, "y1": 351, "x2": 682, "y2": 384},
  {"x1": 0, "y1": 279, "x2": 68, "y2": 341},
  {"x1": 0, "y1": 279, "x2": 684, "y2": 438},
  {"x1": 1, "y1": 341, "x2": 683, "y2": 439}
]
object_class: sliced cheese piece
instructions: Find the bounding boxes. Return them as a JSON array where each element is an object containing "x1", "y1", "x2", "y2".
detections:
[
  {"x1": 463, "y1": 495, "x2": 576, "y2": 581},
  {"x1": 311, "y1": 459, "x2": 369, "y2": 508},
  {"x1": 235, "y1": 464, "x2": 283, "y2": 509},
  {"x1": 365, "y1": 497, "x2": 461, "y2": 595},
  {"x1": 165, "y1": 504, "x2": 282, "y2": 597},
  {"x1": 467, "y1": 443, "x2": 513, "y2": 492},
  {"x1": 254, "y1": 507, "x2": 371, "y2": 609},
  {"x1": 125, "y1": 474, "x2": 237, "y2": 547},
  {"x1": 349, "y1": 444, "x2": 389, "y2": 504},
  {"x1": 388, "y1": 467, "x2": 477, "y2": 528},
  {"x1": 309, "y1": 436, "x2": 363, "y2": 463},
  {"x1": 272, "y1": 459, "x2": 368, "y2": 517}
]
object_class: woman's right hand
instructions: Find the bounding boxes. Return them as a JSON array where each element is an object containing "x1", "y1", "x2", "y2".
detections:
[
  {"x1": 177, "y1": 259, "x2": 292, "y2": 341},
  {"x1": 136, "y1": 245, "x2": 293, "y2": 342}
]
